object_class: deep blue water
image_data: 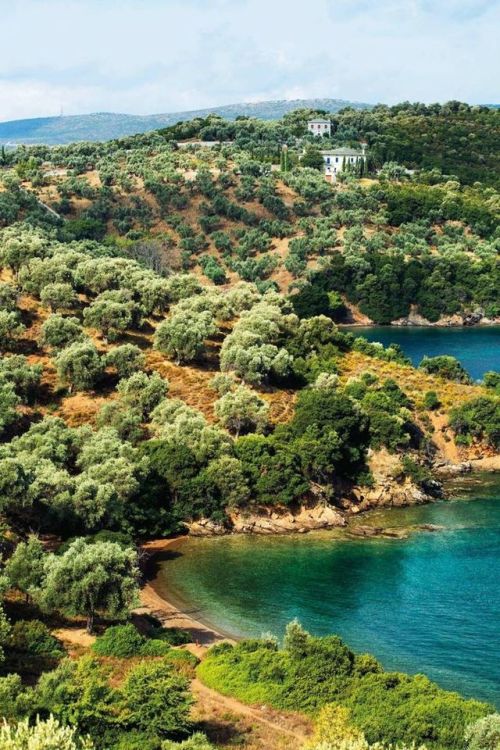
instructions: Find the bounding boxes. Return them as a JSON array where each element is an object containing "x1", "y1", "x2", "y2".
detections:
[
  {"x1": 160, "y1": 477, "x2": 500, "y2": 707},
  {"x1": 351, "y1": 326, "x2": 500, "y2": 381}
]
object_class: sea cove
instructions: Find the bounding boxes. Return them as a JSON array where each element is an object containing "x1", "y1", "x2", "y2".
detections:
[
  {"x1": 351, "y1": 325, "x2": 500, "y2": 380},
  {"x1": 158, "y1": 476, "x2": 500, "y2": 707}
]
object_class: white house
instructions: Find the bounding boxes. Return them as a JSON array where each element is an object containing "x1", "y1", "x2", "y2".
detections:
[
  {"x1": 321, "y1": 145, "x2": 367, "y2": 181},
  {"x1": 307, "y1": 118, "x2": 331, "y2": 137}
]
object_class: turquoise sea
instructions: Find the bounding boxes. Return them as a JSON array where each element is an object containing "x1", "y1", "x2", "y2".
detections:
[
  {"x1": 159, "y1": 476, "x2": 500, "y2": 707},
  {"x1": 156, "y1": 327, "x2": 500, "y2": 706},
  {"x1": 350, "y1": 325, "x2": 500, "y2": 381}
]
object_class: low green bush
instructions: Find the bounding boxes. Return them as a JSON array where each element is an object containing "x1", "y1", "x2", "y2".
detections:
[
  {"x1": 93, "y1": 623, "x2": 145, "y2": 658},
  {"x1": 420, "y1": 355, "x2": 472, "y2": 384},
  {"x1": 483, "y1": 371, "x2": 500, "y2": 393},
  {"x1": 9, "y1": 620, "x2": 63, "y2": 657},
  {"x1": 450, "y1": 396, "x2": 500, "y2": 448},
  {"x1": 149, "y1": 625, "x2": 191, "y2": 646},
  {"x1": 424, "y1": 390, "x2": 441, "y2": 410},
  {"x1": 92, "y1": 623, "x2": 197, "y2": 663}
]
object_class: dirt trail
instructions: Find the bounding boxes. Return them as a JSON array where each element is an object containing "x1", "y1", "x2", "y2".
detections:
[
  {"x1": 138, "y1": 541, "x2": 312, "y2": 748},
  {"x1": 191, "y1": 676, "x2": 311, "y2": 749}
]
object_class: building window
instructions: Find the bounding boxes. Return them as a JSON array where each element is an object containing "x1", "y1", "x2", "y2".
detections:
[{"x1": 336, "y1": 157, "x2": 339, "y2": 163}]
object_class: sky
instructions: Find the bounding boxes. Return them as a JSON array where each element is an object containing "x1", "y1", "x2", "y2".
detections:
[{"x1": 0, "y1": 0, "x2": 499, "y2": 122}]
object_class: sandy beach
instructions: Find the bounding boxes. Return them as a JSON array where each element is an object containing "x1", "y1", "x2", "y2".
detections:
[{"x1": 137, "y1": 537, "x2": 231, "y2": 646}]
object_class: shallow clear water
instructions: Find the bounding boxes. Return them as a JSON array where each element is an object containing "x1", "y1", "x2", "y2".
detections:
[
  {"x1": 351, "y1": 325, "x2": 500, "y2": 381},
  {"x1": 159, "y1": 476, "x2": 500, "y2": 706}
]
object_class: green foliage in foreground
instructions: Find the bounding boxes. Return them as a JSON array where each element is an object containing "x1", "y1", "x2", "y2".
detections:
[
  {"x1": 161, "y1": 735, "x2": 215, "y2": 750},
  {"x1": 197, "y1": 623, "x2": 492, "y2": 750},
  {"x1": 1, "y1": 654, "x2": 194, "y2": 749},
  {"x1": 464, "y1": 713, "x2": 500, "y2": 750},
  {"x1": 0, "y1": 715, "x2": 94, "y2": 750}
]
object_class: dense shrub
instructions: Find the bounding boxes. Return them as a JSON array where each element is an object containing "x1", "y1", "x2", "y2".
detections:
[
  {"x1": 464, "y1": 713, "x2": 500, "y2": 750},
  {"x1": 198, "y1": 625, "x2": 491, "y2": 749},
  {"x1": 92, "y1": 623, "x2": 172, "y2": 658},
  {"x1": 420, "y1": 355, "x2": 472, "y2": 384},
  {"x1": 423, "y1": 390, "x2": 441, "y2": 410},
  {"x1": 8, "y1": 620, "x2": 63, "y2": 657},
  {"x1": 450, "y1": 397, "x2": 500, "y2": 447}
]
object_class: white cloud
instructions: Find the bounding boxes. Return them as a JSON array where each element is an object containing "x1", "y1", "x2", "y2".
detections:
[{"x1": 0, "y1": 0, "x2": 498, "y2": 121}]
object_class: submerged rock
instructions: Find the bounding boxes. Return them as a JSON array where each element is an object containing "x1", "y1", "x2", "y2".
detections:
[
  {"x1": 417, "y1": 524, "x2": 444, "y2": 532},
  {"x1": 347, "y1": 525, "x2": 410, "y2": 540}
]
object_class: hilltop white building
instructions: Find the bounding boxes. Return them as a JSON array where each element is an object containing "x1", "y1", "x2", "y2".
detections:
[
  {"x1": 322, "y1": 145, "x2": 367, "y2": 181},
  {"x1": 307, "y1": 118, "x2": 331, "y2": 137}
]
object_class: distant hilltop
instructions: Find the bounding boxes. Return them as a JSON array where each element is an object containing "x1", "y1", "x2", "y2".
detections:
[{"x1": 0, "y1": 98, "x2": 373, "y2": 146}]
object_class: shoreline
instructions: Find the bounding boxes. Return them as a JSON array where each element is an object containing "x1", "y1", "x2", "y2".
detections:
[
  {"x1": 139, "y1": 471, "x2": 498, "y2": 645},
  {"x1": 338, "y1": 319, "x2": 500, "y2": 328},
  {"x1": 138, "y1": 537, "x2": 231, "y2": 645}
]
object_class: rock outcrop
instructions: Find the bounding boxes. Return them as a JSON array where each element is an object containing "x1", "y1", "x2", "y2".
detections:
[
  {"x1": 187, "y1": 503, "x2": 346, "y2": 536},
  {"x1": 433, "y1": 461, "x2": 473, "y2": 477},
  {"x1": 391, "y1": 305, "x2": 499, "y2": 327}
]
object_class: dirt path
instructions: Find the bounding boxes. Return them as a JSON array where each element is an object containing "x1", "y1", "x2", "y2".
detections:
[
  {"x1": 139, "y1": 540, "x2": 312, "y2": 748},
  {"x1": 191, "y1": 676, "x2": 312, "y2": 750}
]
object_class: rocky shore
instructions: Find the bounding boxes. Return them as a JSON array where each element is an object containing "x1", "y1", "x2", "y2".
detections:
[
  {"x1": 391, "y1": 308, "x2": 499, "y2": 327},
  {"x1": 186, "y1": 483, "x2": 436, "y2": 537},
  {"x1": 342, "y1": 304, "x2": 500, "y2": 328},
  {"x1": 185, "y1": 456, "x2": 498, "y2": 537}
]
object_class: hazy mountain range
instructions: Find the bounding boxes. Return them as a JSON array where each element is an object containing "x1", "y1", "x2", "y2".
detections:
[{"x1": 0, "y1": 98, "x2": 373, "y2": 146}]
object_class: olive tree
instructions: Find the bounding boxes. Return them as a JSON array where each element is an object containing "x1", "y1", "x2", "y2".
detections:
[
  {"x1": 0, "y1": 380, "x2": 21, "y2": 436},
  {"x1": 0, "y1": 227, "x2": 49, "y2": 276},
  {"x1": 19, "y1": 256, "x2": 75, "y2": 296},
  {"x1": 41, "y1": 538, "x2": 139, "y2": 633},
  {"x1": 0, "y1": 355, "x2": 42, "y2": 401},
  {"x1": 165, "y1": 273, "x2": 202, "y2": 302},
  {"x1": 117, "y1": 371, "x2": 169, "y2": 417},
  {"x1": 0, "y1": 311, "x2": 25, "y2": 349},
  {"x1": 135, "y1": 276, "x2": 171, "y2": 315},
  {"x1": 0, "y1": 281, "x2": 18, "y2": 311},
  {"x1": 220, "y1": 330, "x2": 292, "y2": 385},
  {"x1": 219, "y1": 301, "x2": 295, "y2": 384},
  {"x1": 40, "y1": 282, "x2": 78, "y2": 312},
  {"x1": 55, "y1": 341, "x2": 103, "y2": 391},
  {"x1": 151, "y1": 399, "x2": 232, "y2": 464},
  {"x1": 40, "y1": 314, "x2": 84, "y2": 350},
  {"x1": 96, "y1": 401, "x2": 143, "y2": 442},
  {"x1": 105, "y1": 344, "x2": 145, "y2": 378},
  {"x1": 154, "y1": 309, "x2": 217, "y2": 364},
  {"x1": 5, "y1": 535, "x2": 45, "y2": 602},
  {"x1": 214, "y1": 385, "x2": 269, "y2": 436},
  {"x1": 83, "y1": 295, "x2": 133, "y2": 342}
]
